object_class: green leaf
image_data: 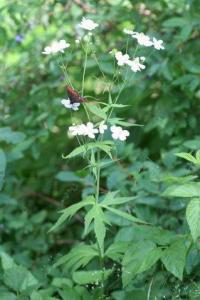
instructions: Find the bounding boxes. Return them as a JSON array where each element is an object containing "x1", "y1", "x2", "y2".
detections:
[
  {"x1": 0, "y1": 292, "x2": 16, "y2": 300},
  {"x1": 94, "y1": 205, "x2": 107, "y2": 256},
  {"x1": 72, "y1": 269, "x2": 113, "y2": 285},
  {"x1": 59, "y1": 287, "x2": 81, "y2": 300},
  {"x1": 163, "y1": 183, "x2": 200, "y2": 198},
  {"x1": 161, "y1": 239, "x2": 187, "y2": 280},
  {"x1": 63, "y1": 141, "x2": 114, "y2": 159},
  {"x1": 103, "y1": 192, "x2": 137, "y2": 206},
  {"x1": 105, "y1": 242, "x2": 129, "y2": 262},
  {"x1": 4, "y1": 265, "x2": 38, "y2": 293},
  {"x1": 186, "y1": 198, "x2": 200, "y2": 241},
  {"x1": 0, "y1": 127, "x2": 26, "y2": 144},
  {"x1": 0, "y1": 252, "x2": 16, "y2": 270},
  {"x1": 163, "y1": 17, "x2": 188, "y2": 27},
  {"x1": 54, "y1": 244, "x2": 98, "y2": 270},
  {"x1": 103, "y1": 206, "x2": 147, "y2": 224},
  {"x1": 83, "y1": 205, "x2": 96, "y2": 236},
  {"x1": 55, "y1": 171, "x2": 82, "y2": 182},
  {"x1": 176, "y1": 152, "x2": 198, "y2": 165},
  {"x1": 49, "y1": 196, "x2": 95, "y2": 232},
  {"x1": 0, "y1": 149, "x2": 6, "y2": 191},
  {"x1": 85, "y1": 103, "x2": 107, "y2": 119},
  {"x1": 122, "y1": 241, "x2": 161, "y2": 287}
]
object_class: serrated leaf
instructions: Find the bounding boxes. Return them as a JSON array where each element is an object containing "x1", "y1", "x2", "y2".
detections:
[
  {"x1": 63, "y1": 141, "x2": 114, "y2": 159},
  {"x1": 161, "y1": 239, "x2": 187, "y2": 280},
  {"x1": 94, "y1": 205, "x2": 106, "y2": 256},
  {"x1": 103, "y1": 192, "x2": 136, "y2": 206},
  {"x1": 176, "y1": 152, "x2": 198, "y2": 165},
  {"x1": 4, "y1": 266, "x2": 38, "y2": 293},
  {"x1": 186, "y1": 198, "x2": 200, "y2": 241},
  {"x1": 103, "y1": 206, "x2": 147, "y2": 224},
  {"x1": 72, "y1": 269, "x2": 112, "y2": 285},
  {"x1": 49, "y1": 197, "x2": 95, "y2": 232},
  {"x1": 85, "y1": 103, "x2": 107, "y2": 119},
  {"x1": 105, "y1": 242, "x2": 129, "y2": 262},
  {"x1": 122, "y1": 241, "x2": 161, "y2": 287},
  {"x1": 54, "y1": 244, "x2": 98, "y2": 270},
  {"x1": 163, "y1": 183, "x2": 200, "y2": 198}
]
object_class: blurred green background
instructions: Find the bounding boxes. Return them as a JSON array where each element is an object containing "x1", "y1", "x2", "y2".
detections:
[{"x1": 1, "y1": 0, "x2": 200, "y2": 299}]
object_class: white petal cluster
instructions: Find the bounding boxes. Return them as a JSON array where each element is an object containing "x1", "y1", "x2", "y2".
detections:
[
  {"x1": 110, "y1": 126, "x2": 130, "y2": 141},
  {"x1": 69, "y1": 122, "x2": 98, "y2": 139},
  {"x1": 124, "y1": 30, "x2": 165, "y2": 50},
  {"x1": 42, "y1": 40, "x2": 70, "y2": 55},
  {"x1": 79, "y1": 18, "x2": 99, "y2": 31},
  {"x1": 115, "y1": 51, "x2": 146, "y2": 72},
  {"x1": 61, "y1": 99, "x2": 80, "y2": 111},
  {"x1": 99, "y1": 122, "x2": 108, "y2": 134},
  {"x1": 115, "y1": 52, "x2": 130, "y2": 66},
  {"x1": 68, "y1": 122, "x2": 129, "y2": 141}
]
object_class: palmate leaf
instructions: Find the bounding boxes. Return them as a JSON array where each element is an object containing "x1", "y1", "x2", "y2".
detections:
[
  {"x1": 49, "y1": 196, "x2": 95, "y2": 232},
  {"x1": 63, "y1": 141, "x2": 114, "y2": 159},
  {"x1": 85, "y1": 103, "x2": 107, "y2": 119},
  {"x1": 176, "y1": 152, "x2": 200, "y2": 165},
  {"x1": 54, "y1": 244, "x2": 98, "y2": 270}
]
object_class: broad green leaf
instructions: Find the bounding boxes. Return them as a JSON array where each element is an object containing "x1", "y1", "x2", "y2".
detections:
[
  {"x1": 163, "y1": 183, "x2": 200, "y2": 198},
  {"x1": 72, "y1": 269, "x2": 113, "y2": 285},
  {"x1": 122, "y1": 241, "x2": 161, "y2": 287},
  {"x1": 103, "y1": 206, "x2": 147, "y2": 224},
  {"x1": 85, "y1": 103, "x2": 107, "y2": 119},
  {"x1": 49, "y1": 196, "x2": 95, "y2": 232},
  {"x1": 59, "y1": 287, "x2": 81, "y2": 300},
  {"x1": 0, "y1": 252, "x2": 16, "y2": 270},
  {"x1": 0, "y1": 149, "x2": 6, "y2": 190},
  {"x1": 176, "y1": 152, "x2": 198, "y2": 165},
  {"x1": 186, "y1": 198, "x2": 200, "y2": 241},
  {"x1": 55, "y1": 171, "x2": 82, "y2": 182},
  {"x1": 0, "y1": 127, "x2": 25, "y2": 144},
  {"x1": 54, "y1": 244, "x2": 98, "y2": 270},
  {"x1": 163, "y1": 17, "x2": 188, "y2": 27},
  {"x1": 94, "y1": 205, "x2": 106, "y2": 256},
  {"x1": 4, "y1": 265, "x2": 38, "y2": 293},
  {"x1": 0, "y1": 292, "x2": 16, "y2": 300},
  {"x1": 161, "y1": 239, "x2": 187, "y2": 280},
  {"x1": 52, "y1": 277, "x2": 73, "y2": 288}
]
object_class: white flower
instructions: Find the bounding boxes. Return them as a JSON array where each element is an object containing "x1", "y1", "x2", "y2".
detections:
[
  {"x1": 110, "y1": 125, "x2": 130, "y2": 141},
  {"x1": 127, "y1": 57, "x2": 146, "y2": 72},
  {"x1": 99, "y1": 122, "x2": 108, "y2": 134},
  {"x1": 42, "y1": 40, "x2": 70, "y2": 55},
  {"x1": 132, "y1": 32, "x2": 153, "y2": 47},
  {"x1": 85, "y1": 122, "x2": 98, "y2": 138},
  {"x1": 115, "y1": 51, "x2": 130, "y2": 66},
  {"x1": 61, "y1": 99, "x2": 80, "y2": 111},
  {"x1": 152, "y1": 37, "x2": 165, "y2": 50},
  {"x1": 79, "y1": 18, "x2": 99, "y2": 31},
  {"x1": 68, "y1": 122, "x2": 98, "y2": 139},
  {"x1": 123, "y1": 29, "x2": 134, "y2": 35}
]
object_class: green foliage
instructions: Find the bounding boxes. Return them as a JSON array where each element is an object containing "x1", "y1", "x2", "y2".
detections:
[{"x1": 1, "y1": 0, "x2": 200, "y2": 299}]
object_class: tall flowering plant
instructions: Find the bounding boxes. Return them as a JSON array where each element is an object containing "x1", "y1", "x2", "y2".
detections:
[{"x1": 43, "y1": 18, "x2": 164, "y2": 298}]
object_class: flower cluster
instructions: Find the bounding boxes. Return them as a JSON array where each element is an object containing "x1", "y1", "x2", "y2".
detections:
[
  {"x1": 42, "y1": 40, "x2": 70, "y2": 55},
  {"x1": 68, "y1": 122, "x2": 130, "y2": 141},
  {"x1": 115, "y1": 51, "x2": 146, "y2": 72},
  {"x1": 79, "y1": 17, "x2": 98, "y2": 31},
  {"x1": 124, "y1": 30, "x2": 164, "y2": 50},
  {"x1": 61, "y1": 99, "x2": 80, "y2": 111}
]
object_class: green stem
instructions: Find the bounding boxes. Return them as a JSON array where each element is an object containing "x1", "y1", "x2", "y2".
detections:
[
  {"x1": 81, "y1": 41, "x2": 89, "y2": 97},
  {"x1": 95, "y1": 150, "x2": 104, "y2": 299}
]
